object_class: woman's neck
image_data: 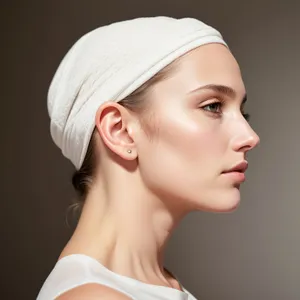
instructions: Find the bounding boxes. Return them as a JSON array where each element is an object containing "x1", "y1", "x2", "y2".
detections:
[{"x1": 60, "y1": 175, "x2": 186, "y2": 289}]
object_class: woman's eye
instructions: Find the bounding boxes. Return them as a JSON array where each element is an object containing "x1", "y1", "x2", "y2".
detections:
[
  {"x1": 202, "y1": 102, "x2": 222, "y2": 113},
  {"x1": 201, "y1": 102, "x2": 251, "y2": 122}
]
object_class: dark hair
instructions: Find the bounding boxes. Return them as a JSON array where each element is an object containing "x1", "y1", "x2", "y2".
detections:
[{"x1": 70, "y1": 61, "x2": 178, "y2": 214}]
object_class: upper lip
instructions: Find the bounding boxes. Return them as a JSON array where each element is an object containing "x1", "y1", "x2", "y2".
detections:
[{"x1": 223, "y1": 161, "x2": 248, "y2": 173}]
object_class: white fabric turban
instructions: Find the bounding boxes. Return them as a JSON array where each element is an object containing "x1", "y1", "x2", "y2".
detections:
[{"x1": 48, "y1": 16, "x2": 227, "y2": 170}]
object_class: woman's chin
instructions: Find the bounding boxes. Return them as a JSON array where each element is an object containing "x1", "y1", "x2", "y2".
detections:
[
  {"x1": 215, "y1": 194, "x2": 241, "y2": 212},
  {"x1": 215, "y1": 199, "x2": 241, "y2": 213},
  {"x1": 194, "y1": 188, "x2": 241, "y2": 213}
]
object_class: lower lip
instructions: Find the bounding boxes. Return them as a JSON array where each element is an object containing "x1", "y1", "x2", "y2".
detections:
[{"x1": 222, "y1": 172, "x2": 246, "y2": 182}]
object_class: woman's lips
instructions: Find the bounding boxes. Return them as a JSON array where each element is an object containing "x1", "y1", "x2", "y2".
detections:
[
  {"x1": 221, "y1": 161, "x2": 248, "y2": 183},
  {"x1": 222, "y1": 171, "x2": 246, "y2": 182},
  {"x1": 223, "y1": 161, "x2": 248, "y2": 173}
]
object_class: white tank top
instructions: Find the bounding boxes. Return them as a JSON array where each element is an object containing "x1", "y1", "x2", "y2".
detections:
[{"x1": 37, "y1": 254, "x2": 197, "y2": 300}]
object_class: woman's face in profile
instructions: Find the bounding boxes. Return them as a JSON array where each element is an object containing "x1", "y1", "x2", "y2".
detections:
[{"x1": 135, "y1": 43, "x2": 260, "y2": 213}]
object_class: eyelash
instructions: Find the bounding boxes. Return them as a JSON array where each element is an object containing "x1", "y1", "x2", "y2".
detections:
[{"x1": 202, "y1": 101, "x2": 250, "y2": 121}]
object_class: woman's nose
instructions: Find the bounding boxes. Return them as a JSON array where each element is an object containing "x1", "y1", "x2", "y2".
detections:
[{"x1": 232, "y1": 123, "x2": 260, "y2": 153}]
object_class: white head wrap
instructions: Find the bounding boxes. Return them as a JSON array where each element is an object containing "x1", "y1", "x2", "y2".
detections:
[{"x1": 48, "y1": 16, "x2": 227, "y2": 170}]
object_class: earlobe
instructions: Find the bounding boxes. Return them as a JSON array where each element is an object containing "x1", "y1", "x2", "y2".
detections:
[{"x1": 94, "y1": 102, "x2": 137, "y2": 160}]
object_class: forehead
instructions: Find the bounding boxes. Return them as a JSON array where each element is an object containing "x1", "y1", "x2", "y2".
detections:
[{"x1": 162, "y1": 44, "x2": 246, "y2": 96}]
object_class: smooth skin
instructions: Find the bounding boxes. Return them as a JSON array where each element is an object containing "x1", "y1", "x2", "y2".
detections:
[{"x1": 57, "y1": 43, "x2": 260, "y2": 299}]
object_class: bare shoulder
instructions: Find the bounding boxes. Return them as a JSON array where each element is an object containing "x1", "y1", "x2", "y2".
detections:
[{"x1": 56, "y1": 283, "x2": 132, "y2": 300}]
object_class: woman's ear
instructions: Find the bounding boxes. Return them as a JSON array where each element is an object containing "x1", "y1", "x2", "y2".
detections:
[{"x1": 94, "y1": 102, "x2": 137, "y2": 160}]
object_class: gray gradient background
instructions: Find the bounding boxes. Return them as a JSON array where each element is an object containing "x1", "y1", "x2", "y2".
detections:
[{"x1": 2, "y1": 1, "x2": 299, "y2": 299}]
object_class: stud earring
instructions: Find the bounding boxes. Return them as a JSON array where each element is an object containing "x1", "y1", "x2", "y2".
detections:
[{"x1": 127, "y1": 149, "x2": 132, "y2": 154}]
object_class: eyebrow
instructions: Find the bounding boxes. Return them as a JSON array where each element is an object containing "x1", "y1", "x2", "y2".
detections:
[{"x1": 188, "y1": 84, "x2": 247, "y2": 104}]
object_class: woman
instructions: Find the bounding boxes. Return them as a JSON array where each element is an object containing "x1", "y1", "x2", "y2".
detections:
[{"x1": 38, "y1": 16, "x2": 260, "y2": 299}]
